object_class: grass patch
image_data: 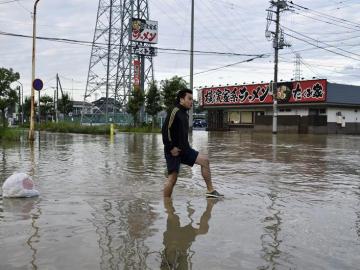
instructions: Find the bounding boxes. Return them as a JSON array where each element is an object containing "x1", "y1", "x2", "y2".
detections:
[
  {"x1": 0, "y1": 127, "x2": 23, "y2": 141},
  {"x1": 39, "y1": 122, "x2": 110, "y2": 135},
  {"x1": 116, "y1": 125, "x2": 161, "y2": 133},
  {"x1": 27, "y1": 122, "x2": 160, "y2": 135}
]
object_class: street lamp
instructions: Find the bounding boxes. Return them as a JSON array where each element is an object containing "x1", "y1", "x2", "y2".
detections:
[
  {"x1": 16, "y1": 81, "x2": 23, "y2": 126},
  {"x1": 29, "y1": 0, "x2": 41, "y2": 141}
]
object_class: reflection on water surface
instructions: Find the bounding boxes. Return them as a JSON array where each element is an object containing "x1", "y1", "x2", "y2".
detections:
[{"x1": 1, "y1": 132, "x2": 360, "y2": 269}]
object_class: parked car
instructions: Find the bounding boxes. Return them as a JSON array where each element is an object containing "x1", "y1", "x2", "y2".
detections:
[{"x1": 193, "y1": 119, "x2": 207, "y2": 128}]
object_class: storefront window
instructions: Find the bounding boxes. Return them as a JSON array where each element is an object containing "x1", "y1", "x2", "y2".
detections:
[
  {"x1": 241, "y1": 111, "x2": 253, "y2": 123},
  {"x1": 228, "y1": 111, "x2": 253, "y2": 124},
  {"x1": 228, "y1": 111, "x2": 240, "y2": 124}
]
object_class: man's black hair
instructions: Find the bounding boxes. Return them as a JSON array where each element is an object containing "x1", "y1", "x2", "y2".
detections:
[{"x1": 176, "y1": 88, "x2": 193, "y2": 104}]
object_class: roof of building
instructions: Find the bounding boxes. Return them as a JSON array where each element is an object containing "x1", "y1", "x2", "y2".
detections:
[
  {"x1": 327, "y1": 82, "x2": 360, "y2": 105},
  {"x1": 72, "y1": 100, "x2": 92, "y2": 106},
  {"x1": 92, "y1": 97, "x2": 120, "y2": 106}
]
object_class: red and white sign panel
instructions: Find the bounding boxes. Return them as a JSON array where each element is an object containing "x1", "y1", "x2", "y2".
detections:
[
  {"x1": 201, "y1": 79, "x2": 327, "y2": 106},
  {"x1": 133, "y1": 60, "x2": 140, "y2": 87},
  {"x1": 130, "y1": 18, "x2": 158, "y2": 44}
]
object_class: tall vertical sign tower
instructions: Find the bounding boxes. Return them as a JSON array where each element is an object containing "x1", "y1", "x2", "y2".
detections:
[{"x1": 82, "y1": 0, "x2": 156, "y2": 124}]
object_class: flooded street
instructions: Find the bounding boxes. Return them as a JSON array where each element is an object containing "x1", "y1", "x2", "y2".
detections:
[{"x1": 1, "y1": 131, "x2": 360, "y2": 270}]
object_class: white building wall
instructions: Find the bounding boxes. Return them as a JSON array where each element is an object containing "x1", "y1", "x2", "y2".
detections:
[
  {"x1": 280, "y1": 108, "x2": 308, "y2": 116},
  {"x1": 327, "y1": 108, "x2": 360, "y2": 123},
  {"x1": 264, "y1": 108, "x2": 308, "y2": 116},
  {"x1": 233, "y1": 107, "x2": 359, "y2": 123}
]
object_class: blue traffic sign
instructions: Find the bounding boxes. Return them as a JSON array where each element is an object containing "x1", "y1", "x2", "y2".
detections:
[{"x1": 33, "y1": 78, "x2": 43, "y2": 91}]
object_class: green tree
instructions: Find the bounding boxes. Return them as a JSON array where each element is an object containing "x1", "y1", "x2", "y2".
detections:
[
  {"x1": 127, "y1": 86, "x2": 145, "y2": 127},
  {"x1": 40, "y1": 94, "x2": 54, "y2": 122},
  {"x1": 58, "y1": 93, "x2": 73, "y2": 115},
  {"x1": 161, "y1": 76, "x2": 188, "y2": 113},
  {"x1": 145, "y1": 81, "x2": 162, "y2": 128},
  {"x1": 23, "y1": 96, "x2": 38, "y2": 123},
  {"x1": 0, "y1": 67, "x2": 20, "y2": 127}
]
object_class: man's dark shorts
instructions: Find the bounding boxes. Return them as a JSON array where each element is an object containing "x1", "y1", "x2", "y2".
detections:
[{"x1": 165, "y1": 148, "x2": 199, "y2": 174}]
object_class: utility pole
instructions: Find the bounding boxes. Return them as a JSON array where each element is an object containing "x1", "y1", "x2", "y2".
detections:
[
  {"x1": 55, "y1": 73, "x2": 59, "y2": 122},
  {"x1": 189, "y1": 0, "x2": 194, "y2": 130},
  {"x1": 272, "y1": 1, "x2": 280, "y2": 134},
  {"x1": 29, "y1": 0, "x2": 41, "y2": 141},
  {"x1": 53, "y1": 87, "x2": 56, "y2": 122},
  {"x1": 265, "y1": 0, "x2": 290, "y2": 134},
  {"x1": 38, "y1": 82, "x2": 41, "y2": 129}
]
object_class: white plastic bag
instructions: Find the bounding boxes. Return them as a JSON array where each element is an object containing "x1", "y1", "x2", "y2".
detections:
[{"x1": 2, "y1": 173, "x2": 39, "y2": 198}]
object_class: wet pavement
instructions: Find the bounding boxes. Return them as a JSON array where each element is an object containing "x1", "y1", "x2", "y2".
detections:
[{"x1": 1, "y1": 131, "x2": 360, "y2": 269}]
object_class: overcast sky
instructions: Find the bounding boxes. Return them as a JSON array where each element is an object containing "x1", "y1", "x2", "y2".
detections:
[{"x1": 0, "y1": 0, "x2": 359, "y2": 101}]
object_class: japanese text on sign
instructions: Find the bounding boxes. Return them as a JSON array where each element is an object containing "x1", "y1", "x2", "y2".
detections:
[
  {"x1": 130, "y1": 45, "x2": 157, "y2": 56},
  {"x1": 130, "y1": 18, "x2": 158, "y2": 44},
  {"x1": 133, "y1": 60, "x2": 140, "y2": 87},
  {"x1": 201, "y1": 79, "x2": 326, "y2": 106}
]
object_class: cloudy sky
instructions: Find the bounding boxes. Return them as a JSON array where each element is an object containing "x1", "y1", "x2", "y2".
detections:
[{"x1": 0, "y1": 0, "x2": 359, "y2": 101}]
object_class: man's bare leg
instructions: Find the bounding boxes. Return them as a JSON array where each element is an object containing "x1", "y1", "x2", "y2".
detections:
[
  {"x1": 164, "y1": 171, "x2": 178, "y2": 197},
  {"x1": 195, "y1": 154, "x2": 214, "y2": 192}
]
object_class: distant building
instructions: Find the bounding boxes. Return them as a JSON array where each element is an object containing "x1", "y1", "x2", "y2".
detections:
[
  {"x1": 71, "y1": 98, "x2": 121, "y2": 116},
  {"x1": 72, "y1": 101, "x2": 94, "y2": 116},
  {"x1": 200, "y1": 79, "x2": 360, "y2": 134},
  {"x1": 92, "y1": 97, "x2": 121, "y2": 114}
]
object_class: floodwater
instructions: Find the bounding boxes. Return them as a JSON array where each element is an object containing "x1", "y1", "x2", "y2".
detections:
[{"x1": 1, "y1": 131, "x2": 360, "y2": 270}]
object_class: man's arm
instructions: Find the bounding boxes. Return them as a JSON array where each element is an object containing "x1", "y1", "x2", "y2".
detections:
[{"x1": 163, "y1": 107, "x2": 181, "y2": 155}]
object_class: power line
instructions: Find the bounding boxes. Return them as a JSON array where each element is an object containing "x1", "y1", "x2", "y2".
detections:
[
  {"x1": 280, "y1": 39, "x2": 360, "y2": 57},
  {"x1": 197, "y1": 0, "x2": 261, "y2": 52},
  {"x1": 290, "y1": 10, "x2": 360, "y2": 32},
  {"x1": 58, "y1": 75, "x2": 84, "y2": 83},
  {"x1": 191, "y1": 0, "x2": 239, "y2": 54},
  {"x1": 281, "y1": 25, "x2": 360, "y2": 59},
  {"x1": 299, "y1": 58, "x2": 326, "y2": 78},
  {"x1": 16, "y1": 0, "x2": 31, "y2": 13},
  {"x1": 318, "y1": 35, "x2": 360, "y2": 44},
  {"x1": 289, "y1": 1, "x2": 360, "y2": 28},
  {"x1": 158, "y1": 47, "x2": 266, "y2": 57},
  {"x1": 0, "y1": 0, "x2": 18, "y2": 4},
  {"x1": 295, "y1": 55, "x2": 358, "y2": 78},
  {"x1": 181, "y1": 55, "x2": 267, "y2": 77},
  {"x1": 327, "y1": 0, "x2": 356, "y2": 11},
  {"x1": 0, "y1": 30, "x2": 268, "y2": 57},
  {"x1": 284, "y1": 32, "x2": 360, "y2": 61}
]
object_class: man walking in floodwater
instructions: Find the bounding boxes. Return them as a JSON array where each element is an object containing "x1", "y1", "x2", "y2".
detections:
[{"x1": 161, "y1": 88, "x2": 224, "y2": 198}]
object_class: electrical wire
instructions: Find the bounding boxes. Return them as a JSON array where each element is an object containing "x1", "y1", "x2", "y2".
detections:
[
  {"x1": 0, "y1": 30, "x2": 268, "y2": 57},
  {"x1": 283, "y1": 32, "x2": 360, "y2": 61},
  {"x1": 0, "y1": 0, "x2": 18, "y2": 4},
  {"x1": 181, "y1": 55, "x2": 267, "y2": 77},
  {"x1": 289, "y1": 10, "x2": 360, "y2": 32},
  {"x1": 280, "y1": 25, "x2": 360, "y2": 59},
  {"x1": 197, "y1": 0, "x2": 261, "y2": 52},
  {"x1": 16, "y1": 0, "x2": 31, "y2": 13},
  {"x1": 289, "y1": 1, "x2": 360, "y2": 28}
]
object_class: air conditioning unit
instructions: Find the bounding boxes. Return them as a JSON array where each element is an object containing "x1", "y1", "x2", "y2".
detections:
[
  {"x1": 341, "y1": 116, "x2": 346, "y2": 128},
  {"x1": 336, "y1": 115, "x2": 343, "y2": 124}
]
